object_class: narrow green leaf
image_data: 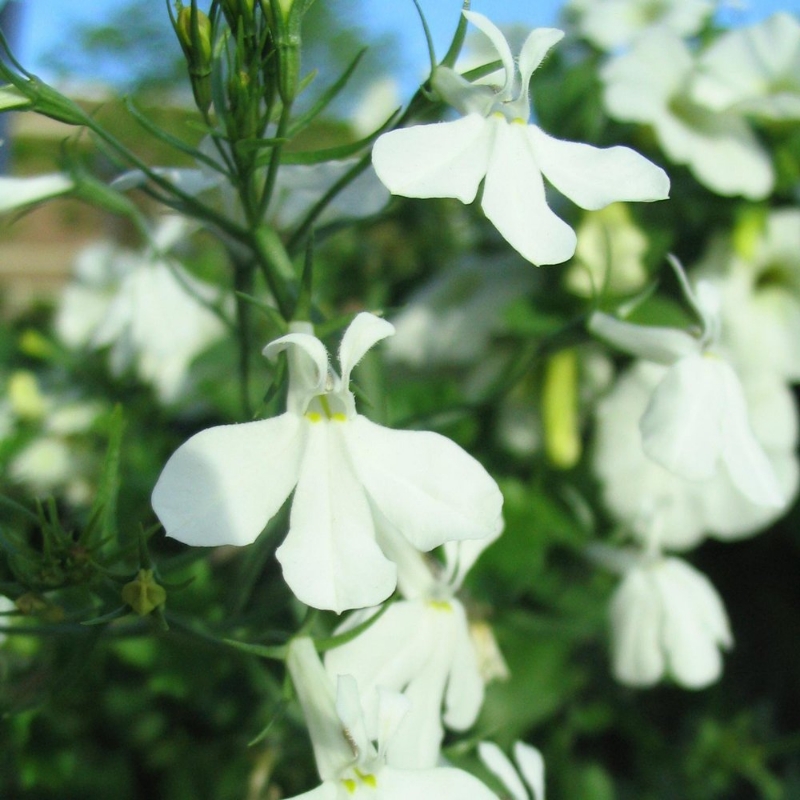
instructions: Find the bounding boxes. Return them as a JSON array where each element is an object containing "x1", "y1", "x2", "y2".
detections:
[
  {"x1": 81, "y1": 406, "x2": 125, "y2": 550},
  {"x1": 276, "y1": 110, "x2": 397, "y2": 165},
  {"x1": 411, "y1": 0, "x2": 437, "y2": 75},
  {"x1": 81, "y1": 605, "x2": 129, "y2": 626},
  {"x1": 248, "y1": 699, "x2": 288, "y2": 746},
  {"x1": 441, "y1": 0, "x2": 472, "y2": 69},
  {"x1": 287, "y1": 48, "x2": 367, "y2": 138},
  {"x1": 224, "y1": 637, "x2": 287, "y2": 661},
  {"x1": 314, "y1": 598, "x2": 395, "y2": 652},
  {"x1": 124, "y1": 98, "x2": 230, "y2": 177}
]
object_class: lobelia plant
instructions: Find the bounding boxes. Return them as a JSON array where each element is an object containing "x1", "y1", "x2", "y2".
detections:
[{"x1": 0, "y1": 1, "x2": 799, "y2": 798}]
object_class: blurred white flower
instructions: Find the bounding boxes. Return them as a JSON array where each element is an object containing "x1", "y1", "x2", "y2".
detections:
[
  {"x1": 4, "y1": 371, "x2": 104, "y2": 505},
  {"x1": 0, "y1": 594, "x2": 14, "y2": 645},
  {"x1": 373, "y1": 11, "x2": 669, "y2": 266},
  {"x1": 286, "y1": 637, "x2": 499, "y2": 800},
  {"x1": 592, "y1": 360, "x2": 798, "y2": 549},
  {"x1": 608, "y1": 551, "x2": 732, "y2": 688},
  {"x1": 568, "y1": 0, "x2": 713, "y2": 51},
  {"x1": 386, "y1": 255, "x2": 537, "y2": 369},
  {"x1": 152, "y1": 313, "x2": 503, "y2": 613},
  {"x1": 325, "y1": 521, "x2": 502, "y2": 768},
  {"x1": 694, "y1": 209, "x2": 800, "y2": 383},
  {"x1": 691, "y1": 13, "x2": 800, "y2": 120},
  {"x1": 0, "y1": 173, "x2": 73, "y2": 214},
  {"x1": 590, "y1": 259, "x2": 784, "y2": 508},
  {"x1": 601, "y1": 28, "x2": 774, "y2": 198},
  {"x1": 55, "y1": 216, "x2": 226, "y2": 403},
  {"x1": 113, "y1": 139, "x2": 388, "y2": 232},
  {"x1": 479, "y1": 740, "x2": 545, "y2": 800}
]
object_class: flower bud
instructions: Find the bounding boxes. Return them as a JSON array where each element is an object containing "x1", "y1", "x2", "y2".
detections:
[
  {"x1": 542, "y1": 348, "x2": 581, "y2": 469},
  {"x1": 175, "y1": 4, "x2": 214, "y2": 113},
  {"x1": 220, "y1": 0, "x2": 255, "y2": 29},
  {"x1": 122, "y1": 569, "x2": 167, "y2": 616}
]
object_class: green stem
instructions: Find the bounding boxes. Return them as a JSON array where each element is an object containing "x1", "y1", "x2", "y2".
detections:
[
  {"x1": 234, "y1": 261, "x2": 255, "y2": 417},
  {"x1": 259, "y1": 101, "x2": 293, "y2": 221}
]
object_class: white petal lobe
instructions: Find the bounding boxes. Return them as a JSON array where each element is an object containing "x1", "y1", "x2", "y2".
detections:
[{"x1": 152, "y1": 414, "x2": 304, "y2": 546}]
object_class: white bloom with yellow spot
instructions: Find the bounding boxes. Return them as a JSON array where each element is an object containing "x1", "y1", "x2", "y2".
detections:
[
  {"x1": 372, "y1": 11, "x2": 669, "y2": 266},
  {"x1": 590, "y1": 258, "x2": 784, "y2": 508},
  {"x1": 325, "y1": 523, "x2": 502, "y2": 768},
  {"x1": 285, "y1": 637, "x2": 499, "y2": 800},
  {"x1": 152, "y1": 313, "x2": 503, "y2": 613}
]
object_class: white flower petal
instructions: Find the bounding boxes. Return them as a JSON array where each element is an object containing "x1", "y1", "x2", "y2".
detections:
[
  {"x1": 691, "y1": 13, "x2": 800, "y2": 118},
  {"x1": 339, "y1": 312, "x2": 395, "y2": 387},
  {"x1": 656, "y1": 559, "x2": 732, "y2": 689},
  {"x1": 610, "y1": 568, "x2": 665, "y2": 687},
  {"x1": 346, "y1": 416, "x2": 503, "y2": 552},
  {"x1": 481, "y1": 120, "x2": 576, "y2": 266},
  {"x1": 640, "y1": 355, "x2": 725, "y2": 481},
  {"x1": 375, "y1": 688, "x2": 411, "y2": 760},
  {"x1": 601, "y1": 30, "x2": 692, "y2": 122},
  {"x1": 277, "y1": 422, "x2": 397, "y2": 612},
  {"x1": 442, "y1": 601, "x2": 484, "y2": 731},
  {"x1": 372, "y1": 114, "x2": 493, "y2": 203},
  {"x1": 325, "y1": 602, "x2": 434, "y2": 737},
  {"x1": 528, "y1": 126, "x2": 669, "y2": 210},
  {"x1": 442, "y1": 517, "x2": 503, "y2": 592},
  {"x1": 379, "y1": 765, "x2": 498, "y2": 800},
  {"x1": 0, "y1": 174, "x2": 73, "y2": 213},
  {"x1": 656, "y1": 111, "x2": 774, "y2": 200},
  {"x1": 386, "y1": 633, "x2": 451, "y2": 768},
  {"x1": 286, "y1": 637, "x2": 350, "y2": 782},
  {"x1": 463, "y1": 11, "x2": 516, "y2": 100},
  {"x1": 478, "y1": 742, "x2": 528, "y2": 800},
  {"x1": 718, "y1": 362, "x2": 784, "y2": 508},
  {"x1": 264, "y1": 332, "x2": 330, "y2": 414},
  {"x1": 518, "y1": 28, "x2": 564, "y2": 88},
  {"x1": 336, "y1": 674, "x2": 375, "y2": 763},
  {"x1": 588, "y1": 312, "x2": 698, "y2": 365},
  {"x1": 152, "y1": 414, "x2": 304, "y2": 546},
  {"x1": 514, "y1": 742, "x2": 546, "y2": 800}
]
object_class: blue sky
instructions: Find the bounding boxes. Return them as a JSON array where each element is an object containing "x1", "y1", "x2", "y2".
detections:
[{"x1": 10, "y1": 0, "x2": 800, "y2": 85}]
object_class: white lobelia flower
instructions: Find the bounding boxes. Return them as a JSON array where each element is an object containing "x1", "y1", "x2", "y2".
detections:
[
  {"x1": 690, "y1": 13, "x2": 800, "y2": 121},
  {"x1": 151, "y1": 312, "x2": 503, "y2": 613},
  {"x1": 325, "y1": 520, "x2": 503, "y2": 769},
  {"x1": 694, "y1": 209, "x2": 800, "y2": 383},
  {"x1": 605, "y1": 549, "x2": 733, "y2": 689},
  {"x1": 285, "y1": 637, "x2": 499, "y2": 800},
  {"x1": 567, "y1": 0, "x2": 714, "y2": 52},
  {"x1": 601, "y1": 28, "x2": 774, "y2": 199},
  {"x1": 479, "y1": 740, "x2": 545, "y2": 800},
  {"x1": 589, "y1": 257, "x2": 785, "y2": 509},
  {"x1": 593, "y1": 360, "x2": 799, "y2": 550},
  {"x1": 0, "y1": 173, "x2": 73, "y2": 214},
  {"x1": 54, "y1": 216, "x2": 227, "y2": 403},
  {"x1": 372, "y1": 11, "x2": 669, "y2": 267}
]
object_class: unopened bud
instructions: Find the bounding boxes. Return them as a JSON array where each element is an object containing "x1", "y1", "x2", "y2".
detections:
[
  {"x1": 122, "y1": 569, "x2": 167, "y2": 616},
  {"x1": 542, "y1": 348, "x2": 581, "y2": 469},
  {"x1": 176, "y1": 4, "x2": 214, "y2": 113},
  {"x1": 221, "y1": 0, "x2": 255, "y2": 28}
]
